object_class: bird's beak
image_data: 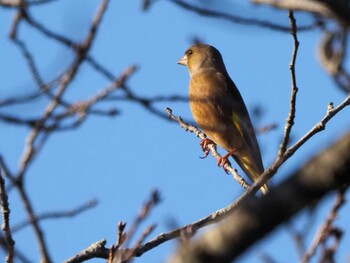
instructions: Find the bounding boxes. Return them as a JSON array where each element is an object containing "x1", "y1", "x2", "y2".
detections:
[{"x1": 177, "y1": 55, "x2": 187, "y2": 66}]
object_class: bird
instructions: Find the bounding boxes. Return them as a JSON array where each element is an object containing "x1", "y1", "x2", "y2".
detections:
[{"x1": 178, "y1": 44, "x2": 268, "y2": 194}]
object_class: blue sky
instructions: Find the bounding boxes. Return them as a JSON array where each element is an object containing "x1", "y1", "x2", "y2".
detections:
[{"x1": 1, "y1": 0, "x2": 350, "y2": 262}]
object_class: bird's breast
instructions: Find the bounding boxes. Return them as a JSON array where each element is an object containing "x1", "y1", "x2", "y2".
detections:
[{"x1": 189, "y1": 72, "x2": 232, "y2": 149}]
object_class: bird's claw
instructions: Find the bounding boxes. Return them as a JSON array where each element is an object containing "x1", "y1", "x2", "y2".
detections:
[
  {"x1": 199, "y1": 138, "x2": 214, "y2": 159},
  {"x1": 199, "y1": 150, "x2": 210, "y2": 159},
  {"x1": 217, "y1": 156, "x2": 227, "y2": 167},
  {"x1": 217, "y1": 148, "x2": 236, "y2": 174},
  {"x1": 217, "y1": 155, "x2": 230, "y2": 174}
]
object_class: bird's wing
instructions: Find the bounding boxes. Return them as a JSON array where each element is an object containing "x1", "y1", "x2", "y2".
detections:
[{"x1": 222, "y1": 74, "x2": 265, "y2": 175}]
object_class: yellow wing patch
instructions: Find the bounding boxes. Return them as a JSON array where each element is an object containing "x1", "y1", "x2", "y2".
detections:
[{"x1": 232, "y1": 113, "x2": 244, "y2": 137}]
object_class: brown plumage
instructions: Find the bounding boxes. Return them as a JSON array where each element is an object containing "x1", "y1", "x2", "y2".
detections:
[{"x1": 178, "y1": 44, "x2": 268, "y2": 194}]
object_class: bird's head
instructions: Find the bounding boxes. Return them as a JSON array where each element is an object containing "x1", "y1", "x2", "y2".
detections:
[{"x1": 178, "y1": 44, "x2": 226, "y2": 76}]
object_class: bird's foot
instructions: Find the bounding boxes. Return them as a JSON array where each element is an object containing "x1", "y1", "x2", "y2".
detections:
[
  {"x1": 199, "y1": 138, "x2": 214, "y2": 159},
  {"x1": 217, "y1": 148, "x2": 236, "y2": 174}
]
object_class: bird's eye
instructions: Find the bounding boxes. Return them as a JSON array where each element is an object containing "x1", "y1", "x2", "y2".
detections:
[{"x1": 187, "y1": 49, "x2": 193, "y2": 55}]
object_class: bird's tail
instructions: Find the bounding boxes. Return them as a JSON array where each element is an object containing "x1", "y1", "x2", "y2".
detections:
[
  {"x1": 259, "y1": 183, "x2": 269, "y2": 195},
  {"x1": 248, "y1": 168, "x2": 269, "y2": 195},
  {"x1": 232, "y1": 154, "x2": 269, "y2": 195}
]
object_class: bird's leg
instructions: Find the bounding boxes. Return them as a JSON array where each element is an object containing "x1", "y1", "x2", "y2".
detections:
[
  {"x1": 217, "y1": 148, "x2": 236, "y2": 173},
  {"x1": 199, "y1": 138, "x2": 215, "y2": 159}
]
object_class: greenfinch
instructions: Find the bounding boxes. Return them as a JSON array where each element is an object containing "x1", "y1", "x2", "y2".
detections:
[{"x1": 178, "y1": 44, "x2": 268, "y2": 194}]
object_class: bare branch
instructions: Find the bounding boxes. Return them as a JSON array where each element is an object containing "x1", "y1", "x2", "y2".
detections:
[
  {"x1": 64, "y1": 239, "x2": 108, "y2": 263},
  {"x1": 0, "y1": 237, "x2": 32, "y2": 263},
  {"x1": 0, "y1": 0, "x2": 56, "y2": 8},
  {"x1": 125, "y1": 189, "x2": 161, "y2": 247},
  {"x1": 8, "y1": 3, "x2": 23, "y2": 39},
  {"x1": 315, "y1": 0, "x2": 350, "y2": 25},
  {"x1": 0, "y1": 90, "x2": 45, "y2": 108},
  {"x1": 284, "y1": 95, "x2": 350, "y2": 159},
  {"x1": 252, "y1": 0, "x2": 350, "y2": 26},
  {"x1": 279, "y1": 11, "x2": 299, "y2": 156},
  {"x1": 246, "y1": 93, "x2": 350, "y2": 198},
  {"x1": 11, "y1": 38, "x2": 44, "y2": 87},
  {"x1": 243, "y1": 14, "x2": 350, "y2": 194},
  {"x1": 0, "y1": 156, "x2": 14, "y2": 183},
  {"x1": 252, "y1": 0, "x2": 335, "y2": 19},
  {"x1": 17, "y1": 0, "x2": 110, "y2": 180},
  {"x1": 0, "y1": 114, "x2": 36, "y2": 127},
  {"x1": 134, "y1": 192, "x2": 249, "y2": 258},
  {"x1": 12, "y1": 199, "x2": 98, "y2": 232},
  {"x1": 23, "y1": 10, "x2": 75, "y2": 47},
  {"x1": 286, "y1": 209, "x2": 317, "y2": 259},
  {"x1": 123, "y1": 224, "x2": 157, "y2": 262},
  {"x1": 302, "y1": 189, "x2": 346, "y2": 262},
  {"x1": 66, "y1": 190, "x2": 161, "y2": 262},
  {"x1": 69, "y1": 190, "x2": 249, "y2": 261},
  {"x1": 26, "y1": 0, "x2": 57, "y2": 5},
  {"x1": 0, "y1": 0, "x2": 20, "y2": 8},
  {"x1": 317, "y1": 28, "x2": 350, "y2": 93},
  {"x1": 80, "y1": 0, "x2": 109, "y2": 52},
  {"x1": 167, "y1": 0, "x2": 316, "y2": 32},
  {"x1": 0, "y1": 170, "x2": 15, "y2": 263},
  {"x1": 17, "y1": 186, "x2": 52, "y2": 262},
  {"x1": 3, "y1": 1, "x2": 113, "y2": 262},
  {"x1": 85, "y1": 65, "x2": 138, "y2": 105}
]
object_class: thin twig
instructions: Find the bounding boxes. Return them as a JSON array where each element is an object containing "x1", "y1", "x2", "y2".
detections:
[
  {"x1": 284, "y1": 95, "x2": 350, "y2": 159},
  {"x1": 247, "y1": 93, "x2": 350, "y2": 198},
  {"x1": 27, "y1": 0, "x2": 57, "y2": 5},
  {"x1": 48, "y1": 65, "x2": 137, "y2": 120},
  {"x1": 135, "y1": 191, "x2": 248, "y2": 257},
  {"x1": 5, "y1": 1, "x2": 111, "y2": 262},
  {"x1": 17, "y1": 0, "x2": 110, "y2": 180},
  {"x1": 86, "y1": 55, "x2": 116, "y2": 81},
  {"x1": 17, "y1": 186, "x2": 51, "y2": 262},
  {"x1": 0, "y1": 156, "x2": 15, "y2": 183},
  {"x1": 12, "y1": 199, "x2": 98, "y2": 232},
  {"x1": 239, "y1": 11, "x2": 350, "y2": 196},
  {"x1": 0, "y1": 170, "x2": 15, "y2": 263},
  {"x1": 86, "y1": 65, "x2": 138, "y2": 105},
  {"x1": 0, "y1": 90, "x2": 44, "y2": 108},
  {"x1": 125, "y1": 224, "x2": 157, "y2": 262},
  {"x1": 64, "y1": 240, "x2": 108, "y2": 263},
  {"x1": 0, "y1": 0, "x2": 56, "y2": 8},
  {"x1": 252, "y1": 0, "x2": 347, "y2": 23},
  {"x1": 0, "y1": 114, "x2": 36, "y2": 127},
  {"x1": 11, "y1": 38, "x2": 44, "y2": 87},
  {"x1": 302, "y1": 189, "x2": 346, "y2": 262},
  {"x1": 23, "y1": 11, "x2": 75, "y2": 47},
  {"x1": 125, "y1": 190, "x2": 161, "y2": 247},
  {"x1": 8, "y1": 3, "x2": 185, "y2": 123},
  {"x1": 286, "y1": 208, "x2": 316, "y2": 259},
  {"x1": 8, "y1": 2, "x2": 23, "y2": 39},
  {"x1": 0, "y1": 238, "x2": 32, "y2": 263},
  {"x1": 279, "y1": 11, "x2": 299, "y2": 157},
  {"x1": 168, "y1": 0, "x2": 316, "y2": 32},
  {"x1": 66, "y1": 190, "x2": 161, "y2": 262}
]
